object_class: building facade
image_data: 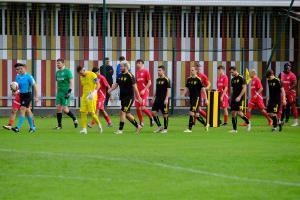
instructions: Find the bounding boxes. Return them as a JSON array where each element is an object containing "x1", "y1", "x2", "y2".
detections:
[{"x1": 0, "y1": 2, "x2": 299, "y2": 107}]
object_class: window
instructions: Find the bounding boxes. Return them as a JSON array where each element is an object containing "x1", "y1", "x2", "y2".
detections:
[
  {"x1": 58, "y1": 7, "x2": 70, "y2": 36},
  {"x1": 18, "y1": 9, "x2": 27, "y2": 35},
  {"x1": 0, "y1": 10, "x2": 2, "y2": 35}
]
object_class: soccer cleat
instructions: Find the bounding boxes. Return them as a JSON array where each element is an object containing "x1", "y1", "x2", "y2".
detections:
[
  {"x1": 11, "y1": 127, "x2": 20, "y2": 133},
  {"x1": 247, "y1": 122, "x2": 251, "y2": 132},
  {"x1": 272, "y1": 127, "x2": 278, "y2": 132},
  {"x1": 114, "y1": 130, "x2": 123, "y2": 135},
  {"x1": 205, "y1": 124, "x2": 209, "y2": 131},
  {"x1": 29, "y1": 128, "x2": 36, "y2": 134},
  {"x1": 107, "y1": 123, "x2": 113, "y2": 128},
  {"x1": 98, "y1": 125, "x2": 103, "y2": 133},
  {"x1": 80, "y1": 128, "x2": 87, "y2": 134},
  {"x1": 54, "y1": 126, "x2": 62, "y2": 130},
  {"x1": 136, "y1": 125, "x2": 143, "y2": 134},
  {"x1": 268, "y1": 121, "x2": 273, "y2": 126},
  {"x1": 240, "y1": 123, "x2": 247, "y2": 126},
  {"x1": 3, "y1": 125, "x2": 12, "y2": 130},
  {"x1": 291, "y1": 122, "x2": 298, "y2": 127},
  {"x1": 229, "y1": 130, "x2": 238, "y2": 134},
  {"x1": 74, "y1": 120, "x2": 79, "y2": 128},
  {"x1": 184, "y1": 129, "x2": 192, "y2": 133},
  {"x1": 153, "y1": 126, "x2": 164, "y2": 133},
  {"x1": 221, "y1": 123, "x2": 227, "y2": 126},
  {"x1": 161, "y1": 129, "x2": 168, "y2": 134},
  {"x1": 150, "y1": 119, "x2": 155, "y2": 127},
  {"x1": 87, "y1": 123, "x2": 93, "y2": 128}
]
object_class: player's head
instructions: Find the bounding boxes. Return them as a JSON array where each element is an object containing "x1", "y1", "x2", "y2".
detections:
[
  {"x1": 76, "y1": 65, "x2": 87, "y2": 76},
  {"x1": 217, "y1": 65, "x2": 225, "y2": 75},
  {"x1": 229, "y1": 66, "x2": 238, "y2": 77},
  {"x1": 195, "y1": 62, "x2": 202, "y2": 73},
  {"x1": 266, "y1": 69, "x2": 274, "y2": 80},
  {"x1": 283, "y1": 62, "x2": 291, "y2": 74},
  {"x1": 190, "y1": 66, "x2": 197, "y2": 76},
  {"x1": 92, "y1": 66, "x2": 100, "y2": 73},
  {"x1": 105, "y1": 57, "x2": 110, "y2": 66},
  {"x1": 136, "y1": 59, "x2": 144, "y2": 70},
  {"x1": 120, "y1": 60, "x2": 130, "y2": 73},
  {"x1": 158, "y1": 65, "x2": 165, "y2": 77},
  {"x1": 56, "y1": 58, "x2": 64, "y2": 70},
  {"x1": 250, "y1": 69, "x2": 257, "y2": 78},
  {"x1": 119, "y1": 56, "x2": 125, "y2": 62},
  {"x1": 14, "y1": 63, "x2": 26, "y2": 74}
]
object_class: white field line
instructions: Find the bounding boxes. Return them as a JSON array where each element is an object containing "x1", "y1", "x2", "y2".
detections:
[
  {"x1": 0, "y1": 148, "x2": 299, "y2": 187},
  {"x1": 0, "y1": 173, "x2": 98, "y2": 181}
]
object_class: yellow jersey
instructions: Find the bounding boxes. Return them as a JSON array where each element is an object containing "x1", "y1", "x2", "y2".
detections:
[{"x1": 80, "y1": 71, "x2": 98, "y2": 96}]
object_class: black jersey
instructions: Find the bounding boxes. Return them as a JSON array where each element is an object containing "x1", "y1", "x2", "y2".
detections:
[
  {"x1": 185, "y1": 76, "x2": 204, "y2": 99},
  {"x1": 117, "y1": 72, "x2": 136, "y2": 99},
  {"x1": 155, "y1": 76, "x2": 171, "y2": 101},
  {"x1": 268, "y1": 77, "x2": 282, "y2": 103},
  {"x1": 231, "y1": 74, "x2": 246, "y2": 98}
]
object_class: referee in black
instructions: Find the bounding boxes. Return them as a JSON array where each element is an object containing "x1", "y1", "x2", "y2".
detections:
[
  {"x1": 152, "y1": 65, "x2": 171, "y2": 133},
  {"x1": 266, "y1": 69, "x2": 287, "y2": 132},
  {"x1": 108, "y1": 60, "x2": 142, "y2": 134},
  {"x1": 229, "y1": 66, "x2": 251, "y2": 133},
  {"x1": 183, "y1": 66, "x2": 208, "y2": 133}
]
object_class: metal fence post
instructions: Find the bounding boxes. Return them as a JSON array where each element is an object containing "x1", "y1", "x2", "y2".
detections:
[
  {"x1": 171, "y1": 48, "x2": 176, "y2": 115},
  {"x1": 31, "y1": 47, "x2": 35, "y2": 112}
]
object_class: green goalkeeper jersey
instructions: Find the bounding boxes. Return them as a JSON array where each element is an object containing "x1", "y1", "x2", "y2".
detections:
[{"x1": 56, "y1": 67, "x2": 73, "y2": 92}]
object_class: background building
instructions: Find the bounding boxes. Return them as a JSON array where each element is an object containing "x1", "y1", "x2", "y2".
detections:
[{"x1": 0, "y1": 0, "x2": 299, "y2": 108}]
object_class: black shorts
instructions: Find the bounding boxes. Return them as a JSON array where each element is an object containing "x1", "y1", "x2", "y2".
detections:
[
  {"x1": 152, "y1": 99, "x2": 169, "y2": 115},
  {"x1": 190, "y1": 97, "x2": 201, "y2": 112},
  {"x1": 20, "y1": 93, "x2": 32, "y2": 108},
  {"x1": 230, "y1": 99, "x2": 242, "y2": 111},
  {"x1": 121, "y1": 98, "x2": 134, "y2": 112},
  {"x1": 267, "y1": 100, "x2": 280, "y2": 114}
]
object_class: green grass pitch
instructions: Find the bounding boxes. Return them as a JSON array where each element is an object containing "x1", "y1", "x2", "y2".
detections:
[{"x1": 0, "y1": 115, "x2": 299, "y2": 199}]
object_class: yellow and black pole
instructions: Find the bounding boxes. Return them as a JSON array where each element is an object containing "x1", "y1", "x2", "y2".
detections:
[{"x1": 207, "y1": 90, "x2": 220, "y2": 127}]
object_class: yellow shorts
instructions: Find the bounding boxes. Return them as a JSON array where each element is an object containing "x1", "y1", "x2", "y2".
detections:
[{"x1": 80, "y1": 95, "x2": 97, "y2": 113}]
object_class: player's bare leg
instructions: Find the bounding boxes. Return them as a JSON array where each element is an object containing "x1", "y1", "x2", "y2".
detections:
[
  {"x1": 3, "y1": 108, "x2": 18, "y2": 130},
  {"x1": 126, "y1": 112, "x2": 142, "y2": 134}
]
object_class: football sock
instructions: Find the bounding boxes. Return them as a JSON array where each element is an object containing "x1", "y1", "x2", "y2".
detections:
[
  {"x1": 66, "y1": 111, "x2": 76, "y2": 121},
  {"x1": 119, "y1": 122, "x2": 125, "y2": 130},
  {"x1": 57, "y1": 113, "x2": 62, "y2": 127},
  {"x1": 153, "y1": 116, "x2": 161, "y2": 127},
  {"x1": 188, "y1": 116, "x2": 194, "y2": 130},
  {"x1": 232, "y1": 117, "x2": 237, "y2": 130},
  {"x1": 164, "y1": 116, "x2": 168, "y2": 129},
  {"x1": 17, "y1": 115, "x2": 25, "y2": 129}
]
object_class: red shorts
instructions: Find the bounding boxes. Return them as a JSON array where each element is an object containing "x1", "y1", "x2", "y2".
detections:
[
  {"x1": 248, "y1": 97, "x2": 265, "y2": 110},
  {"x1": 12, "y1": 93, "x2": 21, "y2": 110},
  {"x1": 220, "y1": 95, "x2": 229, "y2": 109},
  {"x1": 135, "y1": 95, "x2": 148, "y2": 107},
  {"x1": 96, "y1": 98, "x2": 105, "y2": 111},
  {"x1": 286, "y1": 92, "x2": 296, "y2": 104}
]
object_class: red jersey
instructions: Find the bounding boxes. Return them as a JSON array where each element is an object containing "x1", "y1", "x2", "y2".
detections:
[
  {"x1": 97, "y1": 74, "x2": 109, "y2": 99},
  {"x1": 136, "y1": 68, "x2": 151, "y2": 98},
  {"x1": 250, "y1": 76, "x2": 263, "y2": 100},
  {"x1": 216, "y1": 74, "x2": 229, "y2": 96},
  {"x1": 197, "y1": 73, "x2": 209, "y2": 87},
  {"x1": 279, "y1": 72, "x2": 297, "y2": 93}
]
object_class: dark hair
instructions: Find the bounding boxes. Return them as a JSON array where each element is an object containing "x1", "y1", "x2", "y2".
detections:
[
  {"x1": 195, "y1": 62, "x2": 201, "y2": 67},
  {"x1": 76, "y1": 65, "x2": 84, "y2": 73},
  {"x1": 217, "y1": 65, "x2": 225, "y2": 70},
  {"x1": 229, "y1": 66, "x2": 237, "y2": 71},
  {"x1": 266, "y1": 69, "x2": 274, "y2": 78},
  {"x1": 57, "y1": 58, "x2": 64, "y2": 63},
  {"x1": 14, "y1": 63, "x2": 25, "y2": 68},
  {"x1": 119, "y1": 56, "x2": 125, "y2": 61},
  {"x1": 105, "y1": 57, "x2": 110, "y2": 61},
  {"x1": 136, "y1": 59, "x2": 144, "y2": 64},
  {"x1": 158, "y1": 65, "x2": 165, "y2": 71},
  {"x1": 92, "y1": 66, "x2": 99, "y2": 73}
]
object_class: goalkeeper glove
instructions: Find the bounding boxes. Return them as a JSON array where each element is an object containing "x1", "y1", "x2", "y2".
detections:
[{"x1": 65, "y1": 89, "x2": 72, "y2": 99}]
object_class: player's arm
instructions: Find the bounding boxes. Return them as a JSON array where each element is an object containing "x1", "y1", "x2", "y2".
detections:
[
  {"x1": 281, "y1": 86, "x2": 287, "y2": 106},
  {"x1": 205, "y1": 80, "x2": 211, "y2": 90},
  {"x1": 33, "y1": 82, "x2": 38, "y2": 102},
  {"x1": 133, "y1": 83, "x2": 142, "y2": 103},
  {"x1": 236, "y1": 84, "x2": 246, "y2": 102},
  {"x1": 201, "y1": 87, "x2": 208, "y2": 105},
  {"x1": 65, "y1": 78, "x2": 74, "y2": 99},
  {"x1": 108, "y1": 83, "x2": 118, "y2": 93}
]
